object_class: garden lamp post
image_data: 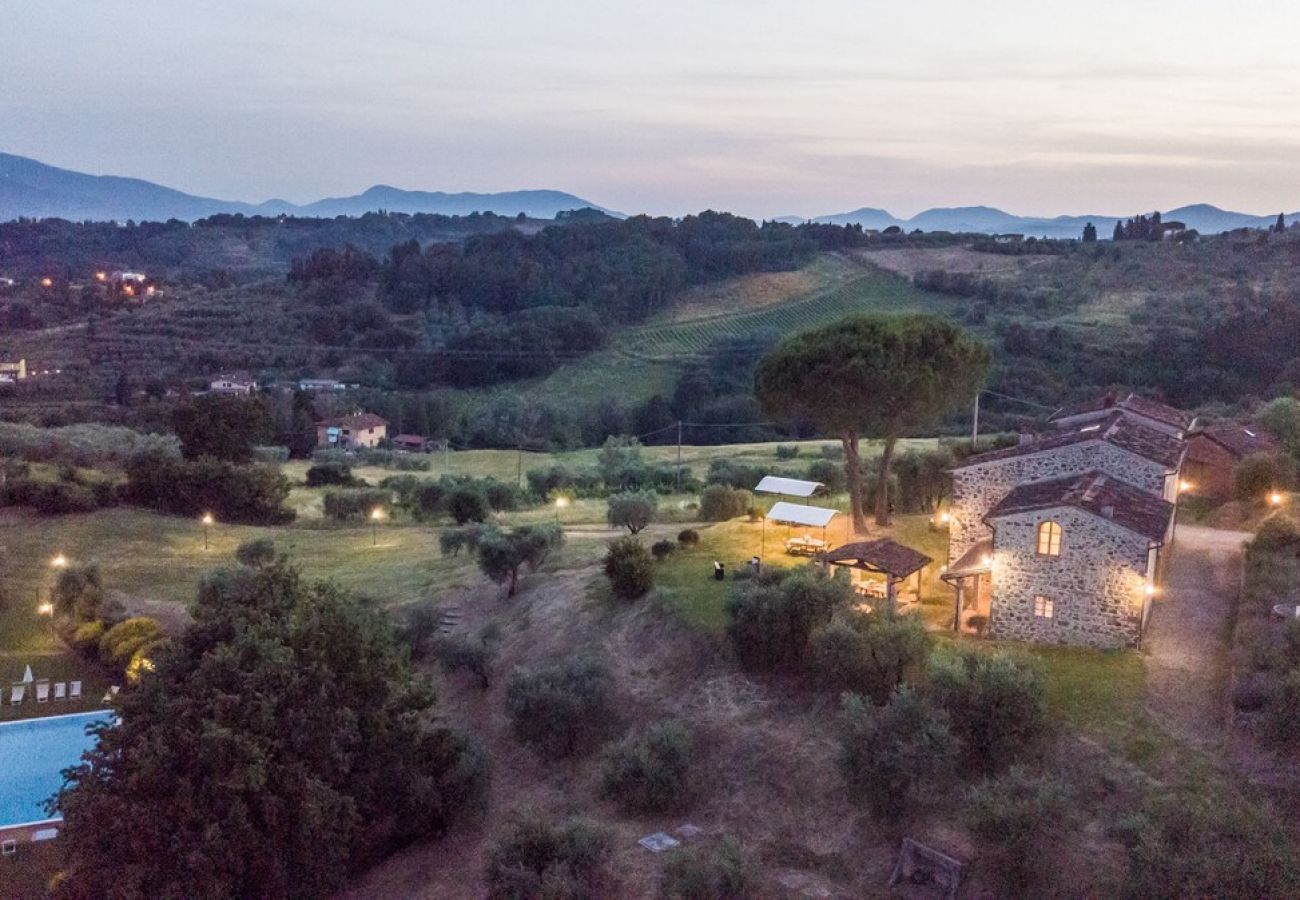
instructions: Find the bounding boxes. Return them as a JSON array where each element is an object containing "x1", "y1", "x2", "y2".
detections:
[
  {"x1": 50, "y1": 553, "x2": 67, "y2": 569},
  {"x1": 1270, "y1": 491, "x2": 1285, "y2": 508},
  {"x1": 370, "y1": 507, "x2": 385, "y2": 546},
  {"x1": 202, "y1": 512, "x2": 214, "y2": 549},
  {"x1": 554, "y1": 495, "x2": 569, "y2": 525}
]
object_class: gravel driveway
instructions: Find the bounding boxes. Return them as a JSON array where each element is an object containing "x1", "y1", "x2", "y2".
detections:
[{"x1": 1142, "y1": 524, "x2": 1251, "y2": 747}]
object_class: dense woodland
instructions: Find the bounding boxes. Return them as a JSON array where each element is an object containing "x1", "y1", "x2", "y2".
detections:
[{"x1": 4, "y1": 209, "x2": 1300, "y2": 451}]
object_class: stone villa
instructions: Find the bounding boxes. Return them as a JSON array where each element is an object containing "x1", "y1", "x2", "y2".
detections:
[{"x1": 943, "y1": 397, "x2": 1189, "y2": 649}]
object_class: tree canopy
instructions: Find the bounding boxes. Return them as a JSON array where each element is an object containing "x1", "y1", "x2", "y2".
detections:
[
  {"x1": 53, "y1": 561, "x2": 488, "y2": 900},
  {"x1": 754, "y1": 315, "x2": 988, "y2": 529}
]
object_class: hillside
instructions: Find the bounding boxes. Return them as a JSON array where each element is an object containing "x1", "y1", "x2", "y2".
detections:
[{"x1": 0, "y1": 153, "x2": 607, "y2": 222}]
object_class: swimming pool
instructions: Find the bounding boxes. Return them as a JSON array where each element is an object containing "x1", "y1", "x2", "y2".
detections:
[{"x1": 0, "y1": 711, "x2": 112, "y2": 829}]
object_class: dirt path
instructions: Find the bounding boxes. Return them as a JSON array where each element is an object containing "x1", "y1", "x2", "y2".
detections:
[{"x1": 1142, "y1": 524, "x2": 1250, "y2": 747}]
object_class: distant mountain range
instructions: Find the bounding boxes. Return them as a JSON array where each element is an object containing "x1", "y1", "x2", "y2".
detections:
[
  {"x1": 0, "y1": 153, "x2": 609, "y2": 222},
  {"x1": 3, "y1": 152, "x2": 1295, "y2": 237},
  {"x1": 779, "y1": 203, "x2": 1296, "y2": 239}
]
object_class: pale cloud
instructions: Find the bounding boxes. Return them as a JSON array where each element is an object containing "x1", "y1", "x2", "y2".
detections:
[{"x1": 4, "y1": 0, "x2": 1300, "y2": 218}]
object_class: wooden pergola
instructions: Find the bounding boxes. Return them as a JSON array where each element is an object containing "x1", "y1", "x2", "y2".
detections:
[{"x1": 821, "y1": 538, "x2": 932, "y2": 611}]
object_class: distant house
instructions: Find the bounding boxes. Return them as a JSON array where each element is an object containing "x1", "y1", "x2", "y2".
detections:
[
  {"x1": 1047, "y1": 391, "x2": 1194, "y2": 438},
  {"x1": 392, "y1": 434, "x2": 432, "y2": 453},
  {"x1": 298, "y1": 378, "x2": 350, "y2": 392},
  {"x1": 317, "y1": 413, "x2": 388, "y2": 449},
  {"x1": 1182, "y1": 424, "x2": 1282, "y2": 500},
  {"x1": 209, "y1": 375, "x2": 257, "y2": 396},
  {"x1": 944, "y1": 408, "x2": 1187, "y2": 649},
  {"x1": 0, "y1": 359, "x2": 27, "y2": 381}
]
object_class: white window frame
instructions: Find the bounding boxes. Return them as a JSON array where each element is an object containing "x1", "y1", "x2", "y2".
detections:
[
  {"x1": 1033, "y1": 595, "x2": 1055, "y2": 619},
  {"x1": 1036, "y1": 521, "x2": 1063, "y2": 557}
]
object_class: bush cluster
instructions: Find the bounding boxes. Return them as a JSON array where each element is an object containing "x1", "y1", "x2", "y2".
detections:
[
  {"x1": 599, "y1": 720, "x2": 693, "y2": 812},
  {"x1": 698, "y1": 485, "x2": 752, "y2": 522},
  {"x1": 323, "y1": 488, "x2": 392, "y2": 521},
  {"x1": 505, "y1": 657, "x2": 611, "y2": 757},
  {"x1": 604, "y1": 537, "x2": 654, "y2": 599},
  {"x1": 726, "y1": 565, "x2": 850, "y2": 671},
  {"x1": 486, "y1": 816, "x2": 611, "y2": 900},
  {"x1": 124, "y1": 452, "x2": 294, "y2": 525}
]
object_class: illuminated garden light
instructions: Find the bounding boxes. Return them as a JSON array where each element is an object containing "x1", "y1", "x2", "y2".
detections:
[
  {"x1": 37, "y1": 601, "x2": 54, "y2": 616},
  {"x1": 1270, "y1": 491, "x2": 1284, "y2": 508},
  {"x1": 201, "y1": 512, "x2": 214, "y2": 549},
  {"x1": 370, "y1": 507, "x2": 385, "y2": 545}
]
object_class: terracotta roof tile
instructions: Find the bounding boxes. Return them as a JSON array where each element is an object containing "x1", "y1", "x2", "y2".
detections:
[
  {"x1": 986, "y1": 470, "x2": 1174, "y2": 543},
  {"x1": 1197, "y1": 424, "x2": 1281, "y2": 459},
  {"x1": 955, "y1": 412, "x2": 1184, "y2": 470}
]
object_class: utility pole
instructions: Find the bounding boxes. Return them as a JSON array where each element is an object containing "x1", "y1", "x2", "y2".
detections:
[
  {"x1": 675, "y1": 421, "x2": 683, "y2": 494},
  {"x1": 517, "y1": 443, "x2": 523, "y2": 488},
  {"x1": 971, "y1": 391, "x2": 981, "y2": 450}
]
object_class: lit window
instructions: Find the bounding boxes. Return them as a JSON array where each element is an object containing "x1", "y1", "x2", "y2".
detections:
[
  {"x1": 1036, "y1": 521, "x2": 1062, "y2": 557},
  {"x1": 1034, "y1": 595, "x2": 1055, "y2": 619}
]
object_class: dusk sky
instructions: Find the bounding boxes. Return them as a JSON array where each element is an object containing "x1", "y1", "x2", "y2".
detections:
[{"x1": 7, "y1": 0, "x2": 1300, "y2": 219}]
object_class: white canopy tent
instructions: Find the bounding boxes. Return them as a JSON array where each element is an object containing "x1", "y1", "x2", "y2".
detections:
[
  {"x1": 765, "y1": 501, "x2": 837, "y2": 527},
  {"x1": 754, "y1": 476, "x2": 824, "y2": 497},
  {"x1": 762, "y1": 501, "x2": 838, "y2": 561}
]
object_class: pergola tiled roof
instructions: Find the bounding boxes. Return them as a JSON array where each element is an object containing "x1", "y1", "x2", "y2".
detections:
[
  {"x1": 822, "y1": 539, "x2": 933, "y2": 579},
  {"x1": 985, "y1": 470, "x2": 1174, "y2": 543},
  {"x1": 954, "y1": 412, "x2": 1185, "y2": 471}
]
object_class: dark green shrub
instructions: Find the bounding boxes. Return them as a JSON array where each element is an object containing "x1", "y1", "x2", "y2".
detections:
[
  {"x1": 698, "y1": 485, "x2": 752, "y2": 522},
  {"x1": 53, "y1": 565, "x2": 106, "y2": 623},
  {"x1": 1266, "y1": 669, "x2": 1300, "y2": 743},
  {"x1": 661, "y1": 838, "x2": 755, "y2": 900},
  {"x1": 29, "y1": 480, "x2": 100, "y2": 514},
  {"x1": 726, "y1": 565, "x2": 850, "y2": 671},
  {"x1": 408, "y1": 481, "x2": 448, "y2": 520},
  {"x1": 604, "y1": 537, "x2": 654, "y2": 600},
  {"x1": 599, "y1": 720, "x2": 693, "y2": 812},
  {"x1": 775, "y1": 444, "x2": 800, "y2": 460},
  {"x1": 505, "y1": 657, "x2": 611, "y2": 757},
  {"x1": 651, "y1": 540, "x2": 675, "y2": 561},
  {"x1": 124, "y1": 452, "x2": 294, "y2": 525},
  {"x1": 482, "y1": 479, "x2": 523, "y2": 512},
  {"x1": 704, "y1": 459, "x2": 767, "y2": 489},
  {"x1": 1124, "y1": 787, "x2": 1300, "y2": 898},
  {"x1": 838, "y1": 687, "x2": 957, "y2": 820},
  {"x1": 929, "y1": 648, "x2": 1047, "y2": 773},
  {"x1": 305, "y1": 462, "x2": 357, "y2": 487},
  {"x1": 447, "y1": 486, "x2": 489, "y2": 524},
  {"x1": 1252, "y1": 514, "x2": 1300, "y2": 554},
  {"x1": 677, "y1": 529, "x2": 700, "y2": 547},
  {"x1": 322, "y1": 488, "x2": 391, "y2": 522},
  {"x1": 235, "y1": 538, "x2": 276, "y2": 568},
  {"x1": 486, "y1": 816, "x2": 611, "y2": 900},
  {"x1": 810, "y1": 610, "x2": 929, "y2": 701},
  {"x1": 1236, "y1": 453, "x2": 1296, "y2": 504},
  {"x1": 965, "y1": 767, "x2": 1068, "y2": 894},
  {"x1": 803, "y1": 458, "x2": 845, "y2": 493},
  {"x1": 606, "y1": 490, "x2": 657, "y2": 534},
  {"x1": 398, "y1": 606, "x2": 442, "y2": 662},
  {"x1": 433, "y1": 631, "x2": 499, "y2": 689}
]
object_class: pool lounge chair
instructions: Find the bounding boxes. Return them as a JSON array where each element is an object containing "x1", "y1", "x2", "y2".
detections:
[
  {"x1": 9, "y1": 683, "x2": 25, "y2": 705},
  {"x1": 102, "y1": 685, "x2": 119, "y2": 703},
  {"x1": 69, "y1": 680, "x2": 82, "y2": 699},
  {"x1": 54, "y1": 681, "x2": 67, "y2": 701},
  {"x1": 35, "y1": 680, "x2": 50, "y2": 703}
]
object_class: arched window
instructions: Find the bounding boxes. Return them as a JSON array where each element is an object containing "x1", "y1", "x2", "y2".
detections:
[{"x1": 1036, "y1": 521, "x2": 1062, "y2": 557}]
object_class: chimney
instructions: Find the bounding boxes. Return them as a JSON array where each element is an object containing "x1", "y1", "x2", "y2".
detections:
[
  {"x1": 1101, "y1": 504, "x2": 1115, "y2": 519},
  {"x1": 1102, "y1": 390, "x2": 1118, "y2": 409}
]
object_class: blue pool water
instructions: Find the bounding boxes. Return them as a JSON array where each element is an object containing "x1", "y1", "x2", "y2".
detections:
[{"x1": 0, "y1": 711, "x2": 112, "y2": 827}]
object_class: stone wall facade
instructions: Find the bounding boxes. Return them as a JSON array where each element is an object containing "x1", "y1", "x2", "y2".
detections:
[
  {"x1": 987, "y1": 506, "x2": 1152, "y2": 648},
  {"x1": 949, "y1": 440, "x2": 1172, "y2": 563}
]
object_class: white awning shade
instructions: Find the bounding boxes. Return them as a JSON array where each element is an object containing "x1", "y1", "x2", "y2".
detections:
[
  {"x1": 766, "y1": 501, "x2": 837, "y2": 528},
  {"x1": 755, "y1": 475, "x2": 824, "y2": 497}
]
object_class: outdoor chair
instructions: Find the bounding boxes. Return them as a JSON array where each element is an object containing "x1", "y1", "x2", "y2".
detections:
[
  {"x1": 54, "y1": 682, "x2": 67, "y2": 701},
  {"x1": 69, "y1": 680, "x2": 82, "y2": 699},
  {"x1": 9, "y1": 683, "x2": 25, "y2": 705},
  {"x1": 35, "y1": 680, "x2": 50, "y2": 703},
  {"x1": 103, "y1": 685, "x2": 120, "y2": 703}
]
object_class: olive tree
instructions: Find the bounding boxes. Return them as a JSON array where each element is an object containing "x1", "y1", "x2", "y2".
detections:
[{"x1": 754, "y1": 315, "x2": 988, "y2": 530}]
